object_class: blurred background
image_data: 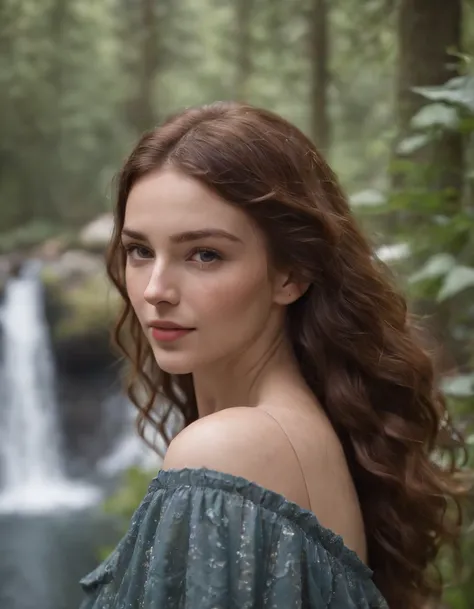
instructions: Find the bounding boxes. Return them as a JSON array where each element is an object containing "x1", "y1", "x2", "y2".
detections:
[{"x1": 0, "y1": 0, "x2": 474, "y2": 608}]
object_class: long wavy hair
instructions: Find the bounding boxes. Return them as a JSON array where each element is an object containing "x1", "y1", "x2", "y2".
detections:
[{"x1": 106, "y1": 101, "x2": 466, "y2": 608}]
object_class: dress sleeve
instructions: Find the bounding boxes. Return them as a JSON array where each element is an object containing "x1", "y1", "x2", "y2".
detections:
[{"x1": 79, "y1": 468, "x2": 388, "y2": 609}]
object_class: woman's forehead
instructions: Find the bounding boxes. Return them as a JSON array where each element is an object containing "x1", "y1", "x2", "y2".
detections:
[{"x1": 124, "y1": 169, "x2": 261, "y2": 243}]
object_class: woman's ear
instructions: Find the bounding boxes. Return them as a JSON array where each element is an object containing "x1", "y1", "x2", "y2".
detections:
[{"x1": 273, "y1": 271, "x2": 310, "y2": 305}]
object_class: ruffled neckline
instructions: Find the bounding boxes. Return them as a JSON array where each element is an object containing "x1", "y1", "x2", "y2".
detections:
[{"x1": 151, "y1": 466, "x2": 373, "y2": 580}]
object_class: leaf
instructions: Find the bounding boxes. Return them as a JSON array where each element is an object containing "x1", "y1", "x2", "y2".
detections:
[
  {"x1": 350, "y1": 189, "x2": 386, "y2": 208},
  {"x1": 396, "y1": 133, "x2": 431, "y2": 155},
  {"x1": 437, "y1": 265, "x2": 474, "y2": 302},
  {"x1": 375, "y1": 242, "x2": 410, "y2": 262},
  {"x1": 442, "y1": 374, "x2": 474, "y2": 398},
  {"x1": 413, "y1": 76, "x2": 474, "y2": 112},
  {"x1": 411, "y1": 103, "x2": 459, "y2": 130},
  {"x1": 408, "y1": 253, "x2": 456, "y2": 284}
]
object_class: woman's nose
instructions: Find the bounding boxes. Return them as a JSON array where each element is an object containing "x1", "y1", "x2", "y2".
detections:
[{"x1": 143, "y1": 266, "x2": 179, "y2": 306}]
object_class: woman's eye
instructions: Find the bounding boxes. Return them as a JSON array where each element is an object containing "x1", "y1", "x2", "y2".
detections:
[
  {"x1": 190, "y1": 248, "x2": 222, "y2": 265},
  {"x1": 125, "y1": 244, "x2": 153, "y2": 260}
]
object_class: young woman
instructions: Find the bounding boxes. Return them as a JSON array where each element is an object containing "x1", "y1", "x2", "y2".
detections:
[{"x1": 79, "y1": 101, "x2": 464, "y2": 609}]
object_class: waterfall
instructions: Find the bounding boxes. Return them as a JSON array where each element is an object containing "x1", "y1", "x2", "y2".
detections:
[
  {"x1": 1, "y1": 263, "x2": 64, "y2": 486},
  {"x1": 97, "y1": 394, "x2": 163, "y2": 477},
  {"x1": 0, "y1": 262, "x2": 99, "y2": 514}
]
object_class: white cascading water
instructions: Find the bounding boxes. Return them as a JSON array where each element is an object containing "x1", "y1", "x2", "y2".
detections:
[
  {"x1": 0, "y1": 261, "x2": 99, "y2": 514},
  {"x1": 97, "y1": 395, "x2": 162, "y2": 477}
]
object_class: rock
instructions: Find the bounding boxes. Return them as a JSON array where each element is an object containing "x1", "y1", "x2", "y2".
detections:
[
  {"x1": 43, "y1": 249, "x2": 104, "y2": 288},
  {"x1": 0, "y1": 256, "x2": 10, "y2": 298},
  {"x1": 34, "y1": 237, "x2": 67, "y2": 261},
  {"x1": 57, "y1": 369, "x2": 125, "y2": 474},
  {"x1": 40, "y1": 248, "x2": 121, "y2": 378},
  {"x1": 41, "y1": 260, "x2": 124, "y2": 470},
  {"x1": 79, "y1": 213, "x2": 114, "y2": 250},
  {"x1": 0, "y1": 254, "x2": 25, "y2": 299}
]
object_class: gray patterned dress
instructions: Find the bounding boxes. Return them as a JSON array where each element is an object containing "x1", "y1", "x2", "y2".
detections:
[{"x1": 79, "y1": 468, "x2": 389, "y2": 608}]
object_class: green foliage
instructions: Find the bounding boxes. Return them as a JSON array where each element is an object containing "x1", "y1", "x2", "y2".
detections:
[
  {"x1": 413, "y1": 77, "x2": 474, "y2": 112},
  {"x1": 0, "y1": 0, "x2": 396, "y2": 241},
  {"x1": 99, "y1": 466, "x2": 156, "y2": 560},
  {"x1": 362, "y1": 70, "x2": 474, "y2": 607},
  {"x1": 0, "y1": 0, "x2": 127, "y2": 233},
  {"x1": 443, "y1": 375, "x2": 474, "y2": 399},
  {"x1": 102, "y1": 466, "x2": 155, "y2": 524},
  {"x1": 437, "y1": 265, "x2": 474, "y2": 302},
  {"x1": 0, "y1": 220, "x2": 62, "y2": 254},
  {"x1": 392, "y1": 73, "x2": 474, "y2": 302}
]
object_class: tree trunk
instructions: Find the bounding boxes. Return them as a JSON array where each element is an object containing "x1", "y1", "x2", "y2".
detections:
[
  {"x1": 394, "y1": 0, "x2": 463, "y2": 195},
  {"x1": 45, "y1": 0, "x2": 69, "y2": 221},
  {"x1": 122, "y1": 0, "x2": 160, "y2": 134},
  {"x1": 234, "y1": 0, "x2": 253, "y2": 101},
  {"x1": 309, "y1": 0, "x2": 330, "y2": 155},
  {"x1": 394, "y1": 0, "x2": 464, "y2": 359},
  {"x1": 136, "y1": 0, "x2": 160, "y2": 132}
]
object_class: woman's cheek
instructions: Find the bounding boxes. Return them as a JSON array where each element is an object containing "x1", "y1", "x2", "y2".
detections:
[{"x1": 200, "y1": 272, "x2": 266, "y2": 317}]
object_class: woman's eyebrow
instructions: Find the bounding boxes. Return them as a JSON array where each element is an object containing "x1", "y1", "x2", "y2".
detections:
[
  {"x1": 121, "y1": 227, "x2": 242, "y2": 244},
  {"x1": 170, "y1": 229, "x2": 243, "y2": 244},
  {"x1": 121, "y1": 228, "x2": 147, "y2": 240}
]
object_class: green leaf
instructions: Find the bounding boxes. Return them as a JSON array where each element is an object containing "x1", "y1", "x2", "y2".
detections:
[
  {"x1": 408, "y1": 253, "x2": 456, "y2": 284},
  {"x1": 437, "y1": 265, "x2": 474, "y2": 301},
  {"x1": 396, "y1": 133, "x2": 431, "y2": 155},
  {"x1": 442, "y1": 374, "x2": 474, "y2": 398},
  {"x1": 375, "y1": 242, "x2": 410, "y2": 262},
  {"x1": 350, "y1": 189, "x2": 387, "y2": 208},
  {"x1": 413, "y1": 76, "x2": 474, "y2": 112},
  {"x1": 411, "y1": 103, "x2": 459, "y2": 130}
]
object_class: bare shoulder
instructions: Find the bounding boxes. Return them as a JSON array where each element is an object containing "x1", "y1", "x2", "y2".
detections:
[
  {"x1": 163, "y1": 404, "x2": 367, "y2": 560},
  {"x1": 162, "y1": 406, "x2": 309, "y2": 506}
]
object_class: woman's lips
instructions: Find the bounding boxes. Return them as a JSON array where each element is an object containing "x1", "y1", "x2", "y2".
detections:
[{"x1": 150, "y1": 327, "x2": 194, "y2": 342}]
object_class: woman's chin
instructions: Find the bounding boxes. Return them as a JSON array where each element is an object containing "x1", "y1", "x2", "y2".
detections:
[{"x1": 153, "y1": 353, "x2": 195, "y2": 375}]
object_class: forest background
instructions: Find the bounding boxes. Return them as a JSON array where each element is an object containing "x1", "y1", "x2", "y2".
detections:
[{"x1": 1, "y1": 1, "x2": 474, "y2": 607}]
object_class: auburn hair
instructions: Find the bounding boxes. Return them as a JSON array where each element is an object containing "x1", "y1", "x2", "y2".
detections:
[{"x1": 106, "y1": 101, "x2": 466, "y2": 608}]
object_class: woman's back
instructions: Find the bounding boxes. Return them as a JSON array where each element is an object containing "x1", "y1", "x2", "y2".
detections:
[{"x1": 255, "y1": 400, "x2": 368, "y2": 562}]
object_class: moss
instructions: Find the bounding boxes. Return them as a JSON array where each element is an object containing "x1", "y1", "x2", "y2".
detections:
[
  {"x1": 53, "y1": 273, "x2": 120, "y2": 340},
  {"x1": 41, "y1": 266, "x2": 122, "y2": 375}
]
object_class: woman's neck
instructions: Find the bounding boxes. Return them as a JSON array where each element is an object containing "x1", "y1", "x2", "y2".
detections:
[{"x1": 192, "y1": 335, "x2": 309, "y2": 418}]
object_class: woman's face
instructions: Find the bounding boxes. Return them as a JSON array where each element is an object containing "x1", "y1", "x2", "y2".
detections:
[{"x1": 122, "y1": 168, "x2": 285, "y2": 374}]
